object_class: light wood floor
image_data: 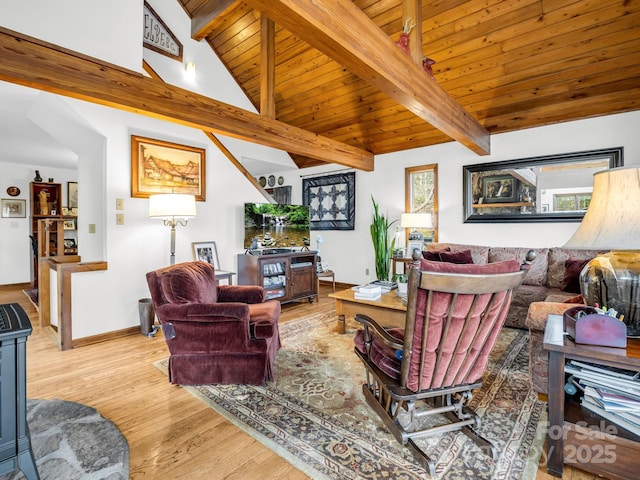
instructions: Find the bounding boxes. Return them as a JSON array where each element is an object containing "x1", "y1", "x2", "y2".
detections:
[{"x1": 0, "y1": 283, "x2": 600, "y2": 479}]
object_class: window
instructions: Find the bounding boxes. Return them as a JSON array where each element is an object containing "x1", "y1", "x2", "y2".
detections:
[
  {"x1": 405, "y1": 164, "x2": 438, "y2": 243},
  {"x1": 554, "y1": 193, "x2": 591, "y2": 212}
]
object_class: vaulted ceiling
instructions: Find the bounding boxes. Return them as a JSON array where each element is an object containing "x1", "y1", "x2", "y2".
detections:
[{"x1": 177, "y1": 0, "x2": 640, "y2": 168}]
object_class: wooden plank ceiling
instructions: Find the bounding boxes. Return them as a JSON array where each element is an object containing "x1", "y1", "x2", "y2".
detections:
[{"x1": 177, "y1": 0, "x2": 640, "y2": 169}]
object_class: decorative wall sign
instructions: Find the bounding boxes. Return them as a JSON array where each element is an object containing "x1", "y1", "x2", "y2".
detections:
[
  {"x1": 143, "y1": 1, "x2": 183, "y2": 61},
  {"x1": 303, "y1": 172, "x2": 355, "y2": 230}
]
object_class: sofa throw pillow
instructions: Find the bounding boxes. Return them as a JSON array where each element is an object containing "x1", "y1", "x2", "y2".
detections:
[
  {"x1": 561, "y1": 258, "x2": 591, "y2": 293},
  {"x1": 422, "y1": 248, "x2": 474, "y2": 264}
]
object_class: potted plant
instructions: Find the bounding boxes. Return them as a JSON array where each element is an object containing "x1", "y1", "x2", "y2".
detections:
[
  {"x1": 370, "y1": 196, "x2": 397, "y2": 281},
  {"x1": 392, "y1": 272, "x2": 409, "y2": 297}
]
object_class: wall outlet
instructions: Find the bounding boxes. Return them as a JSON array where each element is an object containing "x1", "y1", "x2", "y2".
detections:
[{"x1": 365, "y1": 268, "x2": 370, "y2": 276}]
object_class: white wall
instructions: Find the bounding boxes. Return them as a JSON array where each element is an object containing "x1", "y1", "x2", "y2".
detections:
[
  {"x1": 0, "y1": 163, "x2": 77, "y2": 284},
  {"x1": 270, "y1": 111, "x2": 640, "y2": 286}
]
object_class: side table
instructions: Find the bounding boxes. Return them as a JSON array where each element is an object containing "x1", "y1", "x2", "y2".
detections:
[{"x1": 544, "y1": 314, "x2": 640, "y2": 479}]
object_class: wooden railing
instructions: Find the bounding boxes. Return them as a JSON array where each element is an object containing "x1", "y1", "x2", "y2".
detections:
[{"x1": 39, "y1": 256, "x2": 108, "y2": 351}]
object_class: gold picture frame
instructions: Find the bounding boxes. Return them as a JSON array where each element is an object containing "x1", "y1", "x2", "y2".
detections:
[{"x1": 131, "y1": 135, "x2": 206, "y2": 201}]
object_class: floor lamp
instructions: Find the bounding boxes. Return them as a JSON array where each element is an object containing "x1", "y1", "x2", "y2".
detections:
[
  {"x1": 149, "y1": 193, "x2": 196, "y2": 265},
  {"x1": 563, "y1": 166, "x2": 640, "y2": 336}
]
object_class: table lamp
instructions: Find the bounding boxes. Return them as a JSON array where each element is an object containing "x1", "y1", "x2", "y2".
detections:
[
  {"x1": 401, "y1": 213, "x2": 433, "y2": 259},
  {"x1": 563, "y1": 166, "x2": 640, "y2": 336},
  {"x1": 149, "y1": 193, "x2": 196, "y2": 265}
]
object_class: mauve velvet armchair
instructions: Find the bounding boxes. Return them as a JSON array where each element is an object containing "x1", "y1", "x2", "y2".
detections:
[{"x1": 146, "y1": 261, "x2": 281, "y2": 385}]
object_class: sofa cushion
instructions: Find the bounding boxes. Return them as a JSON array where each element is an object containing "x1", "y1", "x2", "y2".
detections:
[
  {"x1": 160, "y1": 262, "x2": 218, "y2": 304},
  {"x1": 422, "y1": 248, "x2": 473, "y2": 264},
  {"x1": 547, "y1": 248, "x2": 604, "y2": 289},
  {"x1": 561, "y1": 258, "x2": 591, "y2": 293},
  {"x1": 427, "y1": 243, "x2": 489, "y2": 264},
  {"x1": 488, "y1": 247, "x2": 549, "y2": 286}
]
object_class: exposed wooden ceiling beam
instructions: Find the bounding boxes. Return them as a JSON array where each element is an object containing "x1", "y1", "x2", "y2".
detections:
[
  {"x1": 260, "y1": 14, "x2": 276, "y2": 119},
  {"x1": 0, "y1": 27, "x2": 373, "y2": 171},
  {"x1": 143, "y1": 60, "x2": 275, "y2": 202},
  {"x1": 245, "y1": 0, "x2": 490, "y2": 155},
  {"x1": 190, "y1": 0, "x2": 237, "y2": 40}
]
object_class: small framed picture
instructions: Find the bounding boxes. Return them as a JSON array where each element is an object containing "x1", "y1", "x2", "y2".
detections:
[
  {"x1": 63, "y1": 219, "x2": 76, "y2": 230},
  {"x1": 192, "y1": 241, "x2": 220, "y2": 270},
  {"x1": 62, "y1": 207, "x2": 70, "y2": 216},
  {"x1": 407, "y1": 241, "x2": 423, "y2": 258},
  {"x1": 64, "y1": 238, "x2": 77, "y2": 249},
  {"x1": 1, "y1": 199, "x2": 26, "y2": 218},
  {"x1": 68, "y1": 182, "x2": 78, "y2": 208}
]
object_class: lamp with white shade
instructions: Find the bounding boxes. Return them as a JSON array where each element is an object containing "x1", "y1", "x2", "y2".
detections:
[
  {"x1": 149, "y1": 193, "x2": 197, "y2": 265},
  {"x1": 400, "y1": 213, "x2": 433, "y2": 260},
  {"x1": 563, "y1": 166, "x2": 640, "y2": 336}
]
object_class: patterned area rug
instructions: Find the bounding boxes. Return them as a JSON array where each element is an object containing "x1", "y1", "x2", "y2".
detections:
[{"x1": 154, "y1": 312, "x2": 546, "y2": 479}]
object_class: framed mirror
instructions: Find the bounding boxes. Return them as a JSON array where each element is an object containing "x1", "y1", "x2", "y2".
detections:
[{"x1": 463, "y1": 147, "x2": 623, "y2": 223}]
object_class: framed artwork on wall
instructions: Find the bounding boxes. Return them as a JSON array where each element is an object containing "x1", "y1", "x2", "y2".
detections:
[
  {"x1": 68, "y1": 182, "x2": 78, "y2": 208},
  {"x1": 302, "y1": 172, "x2": 355, "y2": 230},
  {"x1": 131, "y1": 135, "x2": 206, "y2": 201},
  {"x1": 1, "y1": 199, "x2": 26, "y2": 218}
]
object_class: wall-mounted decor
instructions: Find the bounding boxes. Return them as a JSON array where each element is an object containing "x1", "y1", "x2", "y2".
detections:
[
  {"x1": 67, "y1": 181, "x2": 78, "y2": 208},
  {"x1": 1, "y1": 199, "x2": 26, "y2": 218},
  {"x1": 6, "y1": 186, "x2": 20, "y2": 197},
  {"x1": 131, "y1": 135, "x2": 206, "y2": 201},
  {"x1": 303, "y1": 172, "x2": 355, "y2": 230},
  {"x1": 142, "y1": 1, "x2": 183, "y2": 61},
  {"x1": 463, "y1": 147, "x2": 623, "y2": 223}
]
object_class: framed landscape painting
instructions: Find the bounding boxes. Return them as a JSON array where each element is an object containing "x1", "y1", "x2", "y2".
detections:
[{"x1": 131, "y1": 135, "x2": 206, "y2": 200}]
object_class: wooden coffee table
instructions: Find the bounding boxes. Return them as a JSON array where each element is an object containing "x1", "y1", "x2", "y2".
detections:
[{"x1": 329, "y1": 288, "x2": 407, "y2": 334}]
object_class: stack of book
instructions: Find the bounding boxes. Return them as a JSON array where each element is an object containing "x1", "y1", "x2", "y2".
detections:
[
  {"x1": 565, "y1": 360, "x2": 640, "y2": 436},
  {"x1": 354, "y1": 284, "x2": 382, "y2": 301}
]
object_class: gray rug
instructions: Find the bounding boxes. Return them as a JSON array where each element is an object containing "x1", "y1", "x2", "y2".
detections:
[{"x1": 0, "y1": 399, "x2": 129, "y2": 480}]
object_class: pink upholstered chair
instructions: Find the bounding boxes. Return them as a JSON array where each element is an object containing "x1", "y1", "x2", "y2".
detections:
[
  {"x1": 146, "y1": 261, "x2": 281, "y2": 385},
  {"x1": 354, "y1": 259, "x2": 524, "y2": 476}
]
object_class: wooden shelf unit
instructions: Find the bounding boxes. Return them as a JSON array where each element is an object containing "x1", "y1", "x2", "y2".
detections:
[
  {"x1": 237, "y1": 251, "x2": 317, "y2": 304},
  {"x1": 30, "y1": 182, "x2": 77, "y2": 287}
]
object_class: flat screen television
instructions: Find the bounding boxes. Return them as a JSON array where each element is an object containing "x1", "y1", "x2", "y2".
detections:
[{"x1": 244, "y1": 203, "x2": 311, "y2": 250}]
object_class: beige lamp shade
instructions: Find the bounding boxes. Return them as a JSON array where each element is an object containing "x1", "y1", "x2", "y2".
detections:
[
  {"x1": 149, "y1": 194, "x2": 196, "y2": 220},
  {"x1": 564, "y1": 166, "x2": 640, "y2": 250},
  {"x1": 400, "y1": 213, "x2": 433, "y2": 229},
  {"x1": 563, "y1": 166, "x2": 640, "y2": 336}
]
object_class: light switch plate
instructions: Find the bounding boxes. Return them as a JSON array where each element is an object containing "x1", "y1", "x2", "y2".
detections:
[
  {"x1": 116, "y1": 213, "x2": 124, "y2": 225},
  {"x1": 116, "y1": 198, "x2": 124, "y2": 210}
]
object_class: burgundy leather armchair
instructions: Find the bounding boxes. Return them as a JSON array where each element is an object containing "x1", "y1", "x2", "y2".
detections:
[{"x1": 146, "y1": 261, "x2": 281, "y2": 385}]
